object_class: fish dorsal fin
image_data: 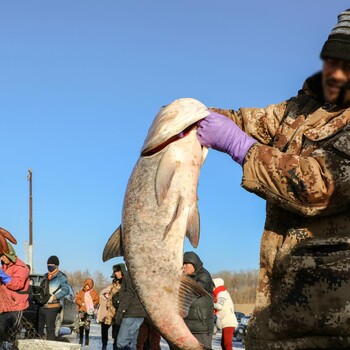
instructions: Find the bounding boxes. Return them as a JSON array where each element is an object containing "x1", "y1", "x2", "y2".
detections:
[
  {"x1": 178, "y1": 274, "x2": 209, "y2": 318},
  {"x1": 102, "y1": 225, "x2": 124, "y2": 262},
  {"x1": 0, "y1": 227, "x2": 17, "y2": 244},
  {"x1": 155, "y1": 147, "x2": 176, "y2": 206},
  {"x1": 186, "y1": 203, "x2": 200, "y2": 248},
  {"x1": 0, "y1": 227, "x2": 17, "y2": 254}
]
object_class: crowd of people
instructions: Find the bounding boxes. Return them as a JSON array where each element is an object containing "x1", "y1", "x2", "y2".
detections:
[{"x1": 0, "y1": 226, "x2": 237, "y2": 350}]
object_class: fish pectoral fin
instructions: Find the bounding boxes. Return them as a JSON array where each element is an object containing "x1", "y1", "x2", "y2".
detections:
[
  {"x1": 185, "y1": 203, "x2": 200, "y2": 248},
  {"x1": 102, "y1": 225, "x2": 124, "y2": 262},
  {"x1": 163, "y1": 195, "x2": 184, "y2": 240},
  {"x1": 155, "y1": 148, "x2": 176, "y2": 206},
  {"x1": 178, "y1": 274, "x2": 209, "y2": 318}
]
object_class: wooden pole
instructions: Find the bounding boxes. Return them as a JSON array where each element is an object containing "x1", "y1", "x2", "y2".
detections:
[{"x1": 27, "y1": 169, "x2": 33, "y2": 271}]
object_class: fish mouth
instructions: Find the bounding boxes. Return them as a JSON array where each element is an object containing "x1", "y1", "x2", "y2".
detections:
[{"x1": 141, "y1": 122, "x2": 199, "y2": 157}]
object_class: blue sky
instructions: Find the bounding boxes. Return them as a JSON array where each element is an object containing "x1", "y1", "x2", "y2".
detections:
[{"x1": 1, "y1": 1, "x2": 348, "y2": 278}]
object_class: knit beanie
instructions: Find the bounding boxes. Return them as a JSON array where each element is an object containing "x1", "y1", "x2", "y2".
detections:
[
  {"x1": 47, "y1": 255, "x2": 59, "y2": 266},
  {"x1": 320, "y1": 9, "x2": 350, "y2": 61},
  {"x1": 3, "y1": 242, "x2": 17, "y2": 263}
]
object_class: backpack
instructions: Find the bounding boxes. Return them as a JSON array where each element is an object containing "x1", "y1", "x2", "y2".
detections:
[
  {"x1": 32, "y1": 279, "x2": 51, "y2": 306},
  {"x1": 32, "y1": 278, "x2": 61, "y2": 306}
]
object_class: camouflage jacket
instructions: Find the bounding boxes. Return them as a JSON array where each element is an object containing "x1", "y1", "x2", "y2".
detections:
[{"x1": 212, "y1": 72, "x2": 350, "y2": 350}]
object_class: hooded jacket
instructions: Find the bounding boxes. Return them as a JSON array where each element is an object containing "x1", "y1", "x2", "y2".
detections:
[
  {"x1": 75, "y1": 278, "x2": 99, "y2": 313},
  {"x1": 213, "y1": 278, "x2": 238, "y2": 329},
  {"x1": 183, "y1": 252, "x2": 214, "y2": 334},
  {"x1": 211, "y1": 72, "x2": 350, "y2": 349}
]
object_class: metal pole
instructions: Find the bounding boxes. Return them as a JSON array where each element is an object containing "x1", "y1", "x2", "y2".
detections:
[{"x1": 27, "y1": 169, "x2": 33, "y2": 271}]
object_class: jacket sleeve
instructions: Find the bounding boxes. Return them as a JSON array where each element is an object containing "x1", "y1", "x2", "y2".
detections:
[
  {"x1": 214, "y1": 292, "x2": 226, "y2": 311},
  {"x1": 5, "y1": 264, "x2": 29, "y2": 291},
  {"x1": 210, "y1": 101, "x2": 288, "y2": 146},
  {"x1": 242, "y1": 130, "x2": 350, "y2": 217},
  {"x1": 55, "y1": 273, "x2": 71, "y2": 300},
  {"x1": 196, "y1": 268, "x2": 214, "y2": 295},
  {"x1": 92, "y1": 290, "x2": 100, "y2": 307},
  {"x1": 212, "y1": 102, "x2": 350, "y2": 217},
  {"x1": 75, "y1": 291, "x2": 83, "y2": 307}
]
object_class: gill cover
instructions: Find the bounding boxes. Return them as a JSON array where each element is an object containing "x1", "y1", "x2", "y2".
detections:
[{"x1": 141, "y1": 98, "x2": 210, "y2": 156}]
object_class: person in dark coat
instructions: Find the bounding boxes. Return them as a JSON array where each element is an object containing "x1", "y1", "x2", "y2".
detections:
[
  {"x1": 182, "y1": 251, "x2": 214, "y2": 349},
  {"x1": 115, "y1": 270, "x2": 146, "y2": 350}
]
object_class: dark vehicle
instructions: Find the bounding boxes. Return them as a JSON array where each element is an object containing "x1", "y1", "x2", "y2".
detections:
[
  {"x1": 21, "y1": 274, "x2": 45, "y2": 336},
  {"x1": 54, "y1": 283, "x2": 78, "y2": 336},
  {"x1": 234, "y1": 314, "x2": 251, "y2": 343},
  {"x1": 21, "y1": 273, "x2": 78, "y2": 338},
  {"x1": 234, "y1": 311, "x2": 245, "y2": 324}
]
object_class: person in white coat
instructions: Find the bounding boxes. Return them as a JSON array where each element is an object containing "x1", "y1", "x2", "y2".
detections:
[{"x1": 213, "y1": 278, "x2": 238, "y2": 350}]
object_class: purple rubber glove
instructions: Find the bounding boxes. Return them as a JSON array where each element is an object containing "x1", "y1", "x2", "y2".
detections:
[
  {"x1": 0, "y1": 268, "x2": 12, "y2": 284},
  {"x1": 197, "y1": 112, "x2": 256, "y2": 165}
]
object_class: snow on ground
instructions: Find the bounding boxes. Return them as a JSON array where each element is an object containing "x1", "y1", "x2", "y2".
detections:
[{"x1": 60, "y1": 320, "x2": 245, "y2": 350}]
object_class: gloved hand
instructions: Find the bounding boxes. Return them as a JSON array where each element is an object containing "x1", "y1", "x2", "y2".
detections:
[
  {"x1": 197, "y1": 112, "x2": 256, "y2": 165},
  {"x1": 0, "y1": 269, "x2": 12, "y2": 284}
]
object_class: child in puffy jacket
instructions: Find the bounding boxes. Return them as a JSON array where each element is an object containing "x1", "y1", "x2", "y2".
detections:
[
  {"x1": 213, "y1": 278, "x2": 238, "y2": 350},
  {"x1": 75, "y1": 278, "x2": 99, "y2": 347}
]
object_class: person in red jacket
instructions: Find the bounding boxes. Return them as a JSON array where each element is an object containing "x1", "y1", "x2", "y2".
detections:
[{"x1": 0, "y1": 229, "x2": 30, "y2": 348}]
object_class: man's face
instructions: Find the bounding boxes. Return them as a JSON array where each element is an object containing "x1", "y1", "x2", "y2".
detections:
[
  {"x1": 115, "y1": 271, "x2": 122, "y2": 279},
  {"x1": 322, "y1": 59, "x2": 350, "y2": 104},
  {"x1": 183, "y1": 262, "x2": 195, "y2": 276}
]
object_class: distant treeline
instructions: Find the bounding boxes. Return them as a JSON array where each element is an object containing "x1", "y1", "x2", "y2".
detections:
[
  {"x1": 64, "y1": 269, "x2": 111, "y2": 295},
  {"x1": 64, "y1": 268, "x2": 259, "y2": 304},
  {"x1": 212, "y1": 269, "x2": 258, "y2": 304}
]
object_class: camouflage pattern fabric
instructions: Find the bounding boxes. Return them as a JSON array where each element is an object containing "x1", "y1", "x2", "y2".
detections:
[{"x1": 211, "y1": 72, "x2": 350, "y2": 349}]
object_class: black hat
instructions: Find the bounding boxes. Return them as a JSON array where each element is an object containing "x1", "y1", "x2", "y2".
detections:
[
  {"x1": 110, "y1": 263, "x2": 126, "y2": 278},
  {"x1": 47, "y1": 255, "x2": 59, "y2": 266},
  {"x1": 321, "y1": 9, "x2": 350, "y2": 61}
]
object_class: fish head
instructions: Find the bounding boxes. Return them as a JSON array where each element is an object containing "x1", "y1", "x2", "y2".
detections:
[{"x1": 141, "y1": 98, "x2": 210, "y2": 157}]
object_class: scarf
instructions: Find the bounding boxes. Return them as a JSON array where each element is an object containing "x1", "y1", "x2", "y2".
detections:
[
  {"x1": 213, "y1": 285, "x2": 226, "y2": 303},
  {"x1": 84, "y1": 290, "x2": 94, "y2": 313},
  {"x1": 48, "y1": 268, "x2": 59, "y2": 280}
]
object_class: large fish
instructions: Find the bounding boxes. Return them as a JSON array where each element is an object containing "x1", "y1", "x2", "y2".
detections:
[{"x1": 103, "y1": 98, "x2": 212, "y2": 350}]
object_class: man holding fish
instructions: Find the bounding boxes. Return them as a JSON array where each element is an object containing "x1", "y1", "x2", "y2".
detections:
[
  {"x1": 104, "y1": 9, "x2": 350, "y2": 350},
  {"x1": 196, "y1": 8, "x2": 350, "y2": 350}
]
